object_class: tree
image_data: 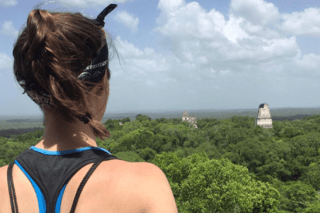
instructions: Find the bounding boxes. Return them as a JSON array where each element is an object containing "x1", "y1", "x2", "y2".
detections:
[
  {"x1": 136, "y1": 114, "x2": 151, "y2": 122},
  {"x1": 120, "y1": 117, "x2": 131, "y2": 124},
  {"x1": 121, "y1": 119, "x2": 143, "y2": 133},
  {"x1": 299, "y1": 161, "x2": 320, "y2": 191},
  {"x1": 233, "y1": 138, "x2": 269, "y2": 174},
  {"x1": 230, "y1": 115, "x2": 255, "y2": 128},
  {"x1": 280, "y1": 181, "x2": 317, "y2": 213},
  {"x1": 149, "y1": 151, "x2": 280, "y2": 212}
]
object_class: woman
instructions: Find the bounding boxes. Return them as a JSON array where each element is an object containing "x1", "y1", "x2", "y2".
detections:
[{"x1": 0, "y1": 4, "x2": 178, "y2": 213}]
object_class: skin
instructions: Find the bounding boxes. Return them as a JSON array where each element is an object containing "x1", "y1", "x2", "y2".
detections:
[{"x1": 34, "y1": 73, "x2": 110, "y2": 151}]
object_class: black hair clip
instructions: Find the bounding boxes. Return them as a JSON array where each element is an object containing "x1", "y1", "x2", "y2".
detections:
[
  {"x1": 79, "y1": 113, "x2": 92, "y2": 124},
  {"x1": 92, "y1": 4, "x2": 117, "y2": 27}
]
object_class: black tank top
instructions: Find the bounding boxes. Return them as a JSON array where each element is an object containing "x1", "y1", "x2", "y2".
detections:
[{"x1": 7, "y1": 146, "x2": 123, "y2": 213}]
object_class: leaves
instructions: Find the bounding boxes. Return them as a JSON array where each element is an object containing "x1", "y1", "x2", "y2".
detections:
[{"x1": 4, "y1": 114, "x2": 320, "y2": 211}]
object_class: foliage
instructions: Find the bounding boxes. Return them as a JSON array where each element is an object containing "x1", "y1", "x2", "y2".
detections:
[
  {"x1": 279, "y1": 181, "x2": 318, "y2": 213},
  {"x1": 299, "y1": 161, "x2": 320, "y2": 191},
  {"x1": 3, "y1": 114, "x2": 320, "y2": 212},
  {"x1": 150, "y1": 151, "x2": 280, "y2": 212}
]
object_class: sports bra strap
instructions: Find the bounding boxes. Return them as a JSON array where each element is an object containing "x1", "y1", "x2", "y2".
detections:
[
  {"x1": 7, "y1": 155, "x2": 110, "y2": 213},
  {"x1": 7, "y1": 161, "x2": 19, "y2": 213},
  {"x1": 69, "y1": 155, "x2": 109, "y2": 213}
]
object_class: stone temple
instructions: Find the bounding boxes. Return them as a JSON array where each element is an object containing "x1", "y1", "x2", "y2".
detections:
[
  {"x1": 182, "y1": 111, "x2": 198, "y2": 129},
  {"x1": 255, "y1": 103, "x2": 273, "y2": 129}
]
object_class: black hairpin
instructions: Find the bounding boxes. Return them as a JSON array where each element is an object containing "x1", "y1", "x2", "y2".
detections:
[
  {"x1": 94, "y1": 4, "x2": 117, "y2": 27},
  {"x1": 79, "y1": 113, "x2": 92, "y2": 124}
]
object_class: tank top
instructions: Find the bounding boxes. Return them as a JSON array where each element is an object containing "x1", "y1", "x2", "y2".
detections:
[{"x1": 6, "y1": 146, "x2": 122, "y2": 213}]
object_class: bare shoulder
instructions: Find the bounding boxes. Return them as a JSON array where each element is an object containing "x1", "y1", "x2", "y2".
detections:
[
  {"x1": 0, "y1": 164, "x2": 9, "y2": 186},
  {"x1": 0, "y1": 164, "x2": 9, "y2": 173},
  {"x1": 0, "y1": 161, "x2": 178, "y2": 213},
  {"x1": 0, "y1": 165, "x2": 10, "y2": 211},
  {"x1": 111, "y1": 161, "x2": 178, "y2": 213}
]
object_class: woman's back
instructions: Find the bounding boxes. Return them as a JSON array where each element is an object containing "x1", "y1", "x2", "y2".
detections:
[
  {"x1": 5, "y1": 4, "x2": 178, "y2": 213},
  {"x1": 0, "y1": 158, "x2": 153, "y2": 213}
]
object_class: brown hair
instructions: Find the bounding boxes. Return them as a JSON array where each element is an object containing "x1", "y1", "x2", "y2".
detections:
[{"x1": 12, "y1": 9, "x2": 117, "y2": 141}]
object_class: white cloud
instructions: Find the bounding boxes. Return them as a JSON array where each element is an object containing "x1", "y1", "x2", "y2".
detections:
[
  {"x1": 0, "y1": 0, "x2": 17, "y2": 7},
  {"x1": 280, "y1": 8, "x2": 320, "y2": 36},
  {"x1": 223, "y1": 14, "x2": 250, "y2": 43},
  {"x1": 156, "y1": 0, "x2": 185, "y2": 26},
  {"x1": 111, "y1": 36, "x2": 170, "y2": 85},
  {"x1": 0, "y1": 53, "x2": 13, "y2": 70},
  {"x1": 84, "y1": 0, "x2": 133, "y2": 3},
  {"x1": 114, "y1": 36, "x2": 143, "y2": 58},
  {"x1": 149, "y1": 0, "x2": 320, "y2": 98},
  {"x1": 156, "y1": 0, "x2": 300, "y2": 68},
  {"x1": 30, "y1": 0, "x2": 133, "y2": 14},
  {"x1": 295, "y1": 53, "x2": 320, "y2": 73},
  {"x1": 261, "y1": 36, "x2": 300, "y2": 60},
  {"x1": 240, "y1": 21, "x2": 281, "y2": 39},
  {"x1": 230, "y1": 0, "x2": 280, "y2": 26},
  {"x1": 156, "y1": 2, "x2": 228, "y2": 41},
  {"x1": 115, "y1": 11, "x2": 139, "y2": 32},
  {"x1": 158, "y1": 0, "x2": 185, "y2": 14},
  {"x1": 0, "y1": 21, "x2": 19, "y2": 38}
]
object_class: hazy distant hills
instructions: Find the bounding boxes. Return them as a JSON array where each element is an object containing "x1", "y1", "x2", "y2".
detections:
[
  {"x1": 2, "y1": 106, "x2": 320, "y2": 122},
  {"x1": 0, "y1": 127, "x2": 44, "y2": 139},
  {"x1": 1, "y1": 106, "x2": 320, "y2": 139}
]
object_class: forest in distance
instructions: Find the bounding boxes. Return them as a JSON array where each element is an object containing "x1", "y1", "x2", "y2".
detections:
[
  {"x1": 2, "y1": 113, "x2": 320, "y2": 212},
  {"x1": 0, "y1": 113, "x2": 316, "y2": 139}
]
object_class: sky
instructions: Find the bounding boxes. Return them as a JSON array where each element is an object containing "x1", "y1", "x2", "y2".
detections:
[{"x1": 1, "y1": 0, "x2": 320, "y2": 119}]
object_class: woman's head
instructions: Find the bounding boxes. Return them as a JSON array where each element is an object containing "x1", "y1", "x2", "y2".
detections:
[{"x1": 12, "y1": 8, "x2": 115, "y2": 141}]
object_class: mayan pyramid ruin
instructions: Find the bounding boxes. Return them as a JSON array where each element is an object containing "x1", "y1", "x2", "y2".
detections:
[
  {"x1": 182, "y1": 111, "x2": 198, "y2": 129},
  {"x1": 255, "y1": 103, "x2": 273, "y2": 129}
]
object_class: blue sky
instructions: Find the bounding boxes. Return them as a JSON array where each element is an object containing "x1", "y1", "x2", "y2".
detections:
[{"x1": 1, "y1": 0, "x2": 320, "y2": 119}]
